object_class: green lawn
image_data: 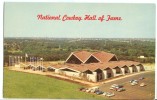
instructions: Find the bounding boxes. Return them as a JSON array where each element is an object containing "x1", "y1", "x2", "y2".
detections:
[{"x1": 3, "y1": 69, "x2": 106, "y2": 99}]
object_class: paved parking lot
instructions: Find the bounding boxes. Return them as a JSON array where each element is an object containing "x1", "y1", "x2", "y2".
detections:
[{"x1": 99, "y1": 71, "x2": 155, "y2": 99}]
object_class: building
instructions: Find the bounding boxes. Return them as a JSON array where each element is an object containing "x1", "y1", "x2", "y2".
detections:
[
  {"x1": 42, "y1": 51, "x2": 145, "y2": 82},
  {"x1": 46, "y1": 51, "x2": 145, "y2": 82}
]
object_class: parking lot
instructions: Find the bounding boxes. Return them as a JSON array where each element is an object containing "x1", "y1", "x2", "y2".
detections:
[{"x1": 99, "y1": 71, "x2": 155, "y2": 99}]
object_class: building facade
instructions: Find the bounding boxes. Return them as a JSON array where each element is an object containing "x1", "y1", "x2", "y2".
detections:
[{"x1": 46, "y1": 51, "x2": 145, "y2": 82}]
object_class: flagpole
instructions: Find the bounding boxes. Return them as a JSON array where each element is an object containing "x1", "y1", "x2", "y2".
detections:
[
  {"x1": 9, "y1": 55, "x2": 10, "y2": 67},
  {"x1": 25, "y1": 55, "x2": 26, "y2": 66},
  {"x1": 25, "y1": 53, "x2": 28, "y2": 67},
  {"x1": 30, "y1": 57, "x2": 31, "y2": 65}
]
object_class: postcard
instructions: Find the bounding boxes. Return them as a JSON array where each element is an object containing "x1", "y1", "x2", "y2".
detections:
[{"x1": 3, "y1": 2, "x2": 155, "y2": 99}]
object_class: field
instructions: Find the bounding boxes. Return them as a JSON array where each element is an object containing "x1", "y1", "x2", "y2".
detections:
[
  {"x1": 99, "y1": 71, "x2": 155, "y2": 99},
  {"x1": 3, "y1": 68, "x2": 105, "y2": 99}
]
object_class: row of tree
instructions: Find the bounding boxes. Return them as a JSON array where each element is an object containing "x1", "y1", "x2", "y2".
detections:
[{"x1": 4, "y1": 38, "x2": 155, "y2": 66}]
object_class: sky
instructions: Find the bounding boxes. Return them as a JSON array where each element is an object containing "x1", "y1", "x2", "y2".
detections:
[{"x1": 4, "y1": 3, "x2": 156, "y2": 38}]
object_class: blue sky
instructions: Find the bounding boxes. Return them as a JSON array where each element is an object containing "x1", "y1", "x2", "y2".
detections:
[{"x1": 4, "y1": 3, "x2": 156, "y2": 38}]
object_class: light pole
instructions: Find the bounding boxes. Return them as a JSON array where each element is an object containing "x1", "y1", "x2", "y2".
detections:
[
  {"x1": 40, "y1": 58, "x2": 43, "y2": 67},
  {"x1": 9, "y1": 55, "x2": 11, "y2": 66},
  {"x1": 25, "y1": 53, "x2": 28, "y2": 67}
]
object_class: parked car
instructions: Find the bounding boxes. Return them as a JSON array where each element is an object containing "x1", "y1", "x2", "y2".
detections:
[
  {"x1": 90, "y1": 89, "x2": 96, "y2": 93},
  {"x1": 102, "y1": 92, "x2": 110, "y2": 96},
  {"x1": 82, "y1": 88, "x2": 87, "y2": 92},
  {"x1": 106, "y1": 92, "x2": 115, "y2": 97},
  {"x1": 79, "y1": 87, "x2": 85, "y2": 91},
  {"x1": 117, "y1": 88, "x2": 126, "y2": 92},
  {"x1": 86, "y1": 88, "x2": 92, "y2": 93},
  {"x1": 91, "y1": 86, "x2": 99, "y2": 90},
  {"x1": 131, "y1": 81, "x2": 138, "y2": 86},
  {"x1": 94, "y1": 89, "x2": 100, "y2": 93},
  {"x1": 130, "y1": 80, "x2": 138, "y2": 83},
  {"x1": 95, "y1": 90, "x2": 104, "y2": 95},
  {"x1": 110, "y1": 84, "x2": 123, "y2": 91},
  {"x1": 110, "y1": 87, "x2": 119, "y2": 91},
  {"x1": 80, "y1": 88, "x2": 87, "y2": 92},
  {"x1": 110, "y1": 86, "x2": 125, "y2": 92},
  {"x1": 140, "y1": 83, "x2": 146, "y2": 87},
  {"x1": 82, "y1": 86, "x2": 99, "y2": 93},
  {"x1": 111, "y1": 84, "x2": 118, "y2": 88},
  {"x1": 139, "y1": 77, "x2": 145, "y2": 80},
  {"x1": 111, "y1": 84, "x2": 123, "y2": 88}
]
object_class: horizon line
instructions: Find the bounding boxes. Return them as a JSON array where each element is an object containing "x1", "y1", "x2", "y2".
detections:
[{"x1": 3, "y1": 37, "x2": 156, "y2": 39}]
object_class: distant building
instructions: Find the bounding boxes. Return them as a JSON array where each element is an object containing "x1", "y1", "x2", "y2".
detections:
[{"x1": 138, "y1": 56, "x2": 145, "y2": 59}]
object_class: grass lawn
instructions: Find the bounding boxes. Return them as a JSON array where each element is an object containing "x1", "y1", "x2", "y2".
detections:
[{"x1": 3, "y1": 69, "x2": 106, "y2": 99}]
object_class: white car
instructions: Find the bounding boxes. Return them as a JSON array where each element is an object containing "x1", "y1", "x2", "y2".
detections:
[
  {"x1": 90, "y1": 89, "x2": 95, "y2": 93},
  {"x1": 91, "y1": 86, "x2": 99, "y2": 90},
  {"x1": 111, "y1": 84, "x2": 123, "y2": 88},
  {"x1": 86, "y1": 88, "x2": 91, "y2": 93},
  {"x1": 111, "y1": 84, "x2": 118, "y2": 88},
  {"x1": 140, "y1": 83, "x2": 146, "y2": 87},
  {"x1": 131, "y1": 81, "x2": 138, "y2": 86},
  {"x1": 102, "y1": 92, "x2": 109, "y2": 96},
  {"x1": 89, "y1": 86, "x2": 99, "y2": 93},
  {"x1": 117, "y1": 88, "x2": 125, "y2": 92},
  {"x1": 110, "y1": 86, "x2": 119, "y2": 91},
  {"x1": 130, "y1": 80, "x2": 138, "y2": 83},
  {"x1": 106, "y1": 92, "x2": 115, "y2": 97}
]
